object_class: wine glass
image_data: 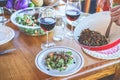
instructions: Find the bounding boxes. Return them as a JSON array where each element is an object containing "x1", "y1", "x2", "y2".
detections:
[
  {"x1": 39, "y1": 7, "x2": 56, "y2": 49},
  {"x1": 0, "y1": 0, "x2": 8, "y2": 24},
  {"x1": 65, "y1": 0, "x2": 81, "y2": 39}
]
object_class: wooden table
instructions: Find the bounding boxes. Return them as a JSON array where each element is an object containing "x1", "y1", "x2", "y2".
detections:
[{"x1": 0, "y1": 6, "x2": 120, "y2": 80}]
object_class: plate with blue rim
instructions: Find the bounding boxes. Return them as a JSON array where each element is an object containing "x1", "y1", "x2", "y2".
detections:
[{"x1": 35, "y1": 46, "x2": 84, "y2": 76}]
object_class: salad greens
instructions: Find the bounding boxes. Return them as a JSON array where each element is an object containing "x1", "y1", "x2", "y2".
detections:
[
  {"x1": 19, "y1": 27, "x2": 45, "y2": 36},
  {"x1": 15, "y1": 13, "x2": 45, "y2": 36},
  {"x1": 45, "y1": 51, "x2": 74, "y2": 71},
  {"x1": 16, "y1": 14, "x2": 39, "y2": 26}
]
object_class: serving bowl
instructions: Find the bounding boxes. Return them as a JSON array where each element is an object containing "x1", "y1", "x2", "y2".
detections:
[
  {"x1": 74, "y1": 11, "x2": 120, "y2": 52},
  {"x1": 11, "y1": 7, "x2": 45, "y2": 36}
]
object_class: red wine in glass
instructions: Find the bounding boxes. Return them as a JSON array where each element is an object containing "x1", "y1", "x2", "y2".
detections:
[
  {"x1": 0, "y1": 0, "x2": 7, "y2": 7},
  {"x1": 66, "y1": 9, "x2": 80, "y2": 21},
  {"x1": 39, "y1": 17, "x2": 56, "y2": 49},
  {"x1": 39, "y1": 7, "x2": 56, "y2": 49},
  {"x1": 39, "y1": 17, "x2": 56, "y2": 31},
  {"x1": 65, "y1": 0, "x2": 81, "y2": 39}
]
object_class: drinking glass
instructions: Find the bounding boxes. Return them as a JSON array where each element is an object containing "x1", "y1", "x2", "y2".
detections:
[
  {"x1": 39, "y1": 7, "x2": 56, "y2": 49},
  {"x1": 0, "y1": 0, "x2": 8, "y2": 24},
  {"x1": 53, "y1": 14, "x2": 65, "y2": 41},
  {"x1": 65, "y1": 0, "x2": 81, "y2": 39}
]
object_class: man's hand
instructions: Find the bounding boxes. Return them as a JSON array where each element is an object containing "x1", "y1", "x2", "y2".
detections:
[{"x1": 111, "y1": 5, "x2": 120, "y2": 26}]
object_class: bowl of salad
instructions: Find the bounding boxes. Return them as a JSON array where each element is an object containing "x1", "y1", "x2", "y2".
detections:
[{"x1": 11, "y1": 7, "x2": 45, "y2": 36}]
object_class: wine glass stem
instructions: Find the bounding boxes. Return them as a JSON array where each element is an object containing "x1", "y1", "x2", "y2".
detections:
[
  {"x1": 71, "y1": 21, "x2": 74, "y2": 33},
  {"x1": 46, "y1": 31, "x2": 49, "y2": 45},
  {"x1": 1, "y1": 7, "x2": 4, "y2": 25}
]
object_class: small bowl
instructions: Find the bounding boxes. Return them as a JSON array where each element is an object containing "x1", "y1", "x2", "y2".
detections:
[
  {"x1": 11, "y1": 7, "x2": 45, "y2": 36},
  {"x1": 74, "y1": 11, "x2": 120, "y2": 52}
]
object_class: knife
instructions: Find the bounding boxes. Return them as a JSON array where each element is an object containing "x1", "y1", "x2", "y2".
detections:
[{"x1": 0, "y1": 48, "x2": 16, "y2": 55}]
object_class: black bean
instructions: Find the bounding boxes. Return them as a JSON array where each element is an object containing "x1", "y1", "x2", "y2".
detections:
[
  {"x1": 78, "y1": 28, "x2": 108, "y2": 46},
  {"x1": 47, "y1": 68, "x2": 50, "y2": 71}
]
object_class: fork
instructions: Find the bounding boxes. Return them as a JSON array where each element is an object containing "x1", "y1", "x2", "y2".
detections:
[{"x1": 0, "y1": 48, "x2": 16, "y2": 55}]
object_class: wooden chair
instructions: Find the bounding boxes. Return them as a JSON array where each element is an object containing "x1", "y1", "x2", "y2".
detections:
[
  {"x1": 83, "y1": 0, "x2": 98, "y2": 13},
  {"x1": 84, "y1": 0, "x2": 91, "y2": 13},
  {"x1": 63, "y1": 0, "x2": 92, "y2": 13},
  {"x1": 113, "y1": 62, "x2": 120, "y2": 80}
]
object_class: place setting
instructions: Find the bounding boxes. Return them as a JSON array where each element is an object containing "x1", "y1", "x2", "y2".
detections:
[
  {"x1": 10, "y1": 3, "x2": 85, "y2": 77},
  {"x1": 34, "y1": 0, "x2": 85, "y2": 77}
]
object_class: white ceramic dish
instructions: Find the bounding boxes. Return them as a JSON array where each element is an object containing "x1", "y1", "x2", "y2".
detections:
[
  {"x1": 10, "y1": 7, "x2": 46, "y2": 36},
  {"x1": 74, "y1": 11, "x2": 120, "y2": 51},
  {"x1": 35, "y1": 46, "x2": 84, "y2": 76},
  {"x1": 0, "y1": 26, "x2": 15, "y2": 45},
  {"x1": 82, "y1": 44, "x2": 120, "y2": 60}
]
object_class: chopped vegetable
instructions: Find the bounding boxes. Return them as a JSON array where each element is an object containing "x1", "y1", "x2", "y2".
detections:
[
  {"x1": 14, "y1": 0, "x2": 29, "y2": 10},
  {"x1": 78, "y1": 28, "x2": 108, "y2": 46},
  {"x1": 16, "y1": 14, "x2": 39, "y2": 26},
  {"x1": 45, "y1": 51, "x2": 74, "y2": 71},
  {"x1": 29, "y1": 2, "x2": 35, "y2": 7},
  {"x1": 16, "y1": 13, "x2": 45, "y2": 36}
]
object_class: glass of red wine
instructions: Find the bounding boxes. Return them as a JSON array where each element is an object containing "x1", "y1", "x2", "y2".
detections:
[
  {"x1": 39, "y1": 7, "x2": 56, "y2": 49},
  {"x1": 65, "y1": 0, "x2": 81, "y2": 39},
  {"x1": 0, "y1": 0, "x2": 8, "y2": 24}
]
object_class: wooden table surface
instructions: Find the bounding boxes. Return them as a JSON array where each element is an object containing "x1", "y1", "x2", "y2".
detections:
[{"x1": 0, "y1": 6, "x2": 120, "y2": 80}]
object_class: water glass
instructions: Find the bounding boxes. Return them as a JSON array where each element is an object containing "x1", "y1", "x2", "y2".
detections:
[{"x1": 53, "y1": 15, "x2": 65, "y2": 41}]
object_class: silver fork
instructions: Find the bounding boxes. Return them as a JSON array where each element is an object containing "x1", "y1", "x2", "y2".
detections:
[{"x1": 0, "y1": 48, "x2": 16, "y2": 55}]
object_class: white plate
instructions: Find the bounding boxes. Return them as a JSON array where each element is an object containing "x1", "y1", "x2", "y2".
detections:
[
  {"x1": 35, "y1": 46, "x2": 84, "y2": 76},
  {"x1": 0, "y1": 26, "x2": 15, "y2": 45},
  {"x1": 82, "y1": 44, "x2": 120, "y2": 60}
]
